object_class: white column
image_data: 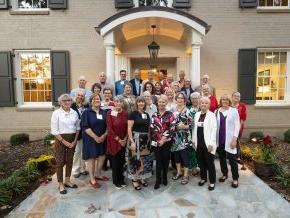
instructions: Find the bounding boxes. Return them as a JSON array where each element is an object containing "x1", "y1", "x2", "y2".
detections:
[
  {"x1": 105, "y1": 44, "x2": 115, "y2": 83},
  {"x1": 191, "y1": 43, "x2": 201, "y2": 88},
  {"x1": 104, "y1": 31, "x2": 115, "y2": 84},
  {"x1": 190, "y1": 30, "x2": 202, "y2": 88}
]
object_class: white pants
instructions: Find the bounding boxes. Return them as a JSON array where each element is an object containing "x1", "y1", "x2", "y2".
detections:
[{"x1": 72, "y1": 139, "x2": 86, "y2": 174}]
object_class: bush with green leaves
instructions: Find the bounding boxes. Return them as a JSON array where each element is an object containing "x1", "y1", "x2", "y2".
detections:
[
  {"x1": 0, "y1": 154, "x2": 53, "y2": 206},
  {"x1": 275, "y1": 163, "x2": 290, "y2": 191},
  {"x1": 249, "y1": 131, "x2": 264, "y2": 142},
  {"x1": 10, "y1": 133, "x2": 29, "y2": 146},
  {"x1": 284, "y1": 129, "x2": 290, "y2": 143},
  {"x1": 43, "y1": 133, "x2": 54, "y2": 147}
]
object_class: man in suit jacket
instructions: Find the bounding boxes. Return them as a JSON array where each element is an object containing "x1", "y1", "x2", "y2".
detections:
[
  {"x1": 181, "y1": 78, "x2": 195, "y2": 107},
  {"x1": 130, "y1": 69, "x2": 143, "y2": 96},
  {"x1": 115, "y1": 70, "x2": 129, "y2": 95}
]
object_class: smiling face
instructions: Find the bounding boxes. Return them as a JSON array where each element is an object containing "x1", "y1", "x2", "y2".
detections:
[
  {"x1": 200, "y1": 98, "x2": 210, "y2": 112},
  {"x1": 220, "y1": 95, "x2": 231, "y2": 108},
  {"x1": 91, "y1": 95, "x2": 101, "y2": 109},
  {"x1": 124, "y1": 84, "x2": 132, "y2": 95},
  {"x1": 61, "y1": 96, "x2": 72, "y2": 111},
  {"x1": 99, "y1": 73, "x2": 106, "y2": 83},
  {"x1": 191, "y1": 96, "x2": 199, "y2": 107},
  {"x1": 143, "y1": 92, "x2": 151, "y2": 105},
  {"x1": 176, "y1": 93, "x2": 185, "y2": 106},
  {"x1": 76, "y1": 91, "x2": 85, "y2": 104},
  {"x1": 103, "y1": 89, "x2": 112, "y2": 100},
  {"x1": 232, "y1": 92, "x2": 241, "y2": 103},
  {"x1": 158, "y1": 96, "x2": 167, "y2": 111},
  {"x1": 137, "y1": 100, "x2": 145, "y2": 111},
  {"x1": 155, "y1": 82, "x2": 161, "y2": 91},
  {"x1": 145, "y1": 83, "x2": 153, "y2": 93},
  {"x1": 114, "y1": 100, "x2": 123, "y2": 110},
  {"x1": 166, "y1": 89, "x2": 174, "y2": 100},
  {"x1": 78, "y1": 78, "x2": 86, "y2": 89},
  {"x1": 120, "y1": 71, "x2": 127, "y2": 80},
  {"x1": 134, "y1": 69, "x2": 140, "y2": 79},
  {"x1": 202, "y1": 86, "x2": 210, "y2": 96}
]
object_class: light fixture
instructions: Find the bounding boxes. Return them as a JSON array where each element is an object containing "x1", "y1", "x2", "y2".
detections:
[
  {"x1": 148, "y1": 25, "x2": 160, "y2": 64},
  {"x1": 266, "y1": 55, "x2": 275, "y2": 59}
]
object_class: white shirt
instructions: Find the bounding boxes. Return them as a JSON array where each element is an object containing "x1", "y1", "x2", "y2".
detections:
[{"x1": 51, "y1": 108, "x2": 81, "y2": 135}]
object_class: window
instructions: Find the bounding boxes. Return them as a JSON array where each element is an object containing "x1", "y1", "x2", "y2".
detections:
[
  {"x1": 18, "y1": 0, "x2": 48, "y2": 9},
  {"x1": 259, "y1": 0, "x2": 289, "y2": 7},
  {"x1": 256, "y1": 50, "x2": 289, "y2": 103},
  {"x1": 15, "y1": 51, "x2": 52, "y2": 106}
]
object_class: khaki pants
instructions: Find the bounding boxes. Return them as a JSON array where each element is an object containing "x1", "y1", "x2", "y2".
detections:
[
  {"x1": 72, "y1": 139, "x2": 86, "y2": 174},
  {"x1": 54, "y1": 134, "x2": 76, "y2": 183}
]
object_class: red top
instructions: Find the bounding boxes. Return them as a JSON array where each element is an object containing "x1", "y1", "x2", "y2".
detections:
[
  {"x1": 209, "y1": 95, "x2": 218, "y2": 112},
  {"x1": 236, "y1": 102, "x2": 247, "y2": 137},
  {"x1": 106, "y1": 110, "x2": 128, "y2": 155}
]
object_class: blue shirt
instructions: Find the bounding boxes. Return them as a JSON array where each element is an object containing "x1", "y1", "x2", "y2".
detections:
[
  {"x1": 115, "y1": 80, "x2": 128, "y2": 96},
  {"x1": 135, "y1": 79, "x2": 140, "y2": 95}
]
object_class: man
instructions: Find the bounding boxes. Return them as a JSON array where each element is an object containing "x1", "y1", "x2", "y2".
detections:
[
  {"x1": 195, "y1": 74, "x2": 216, "y2": 97},
  {"x1": 130, "y1": 68, "x2": 143, "y2": 96},
  {"x1": 98, "y1": 72, "x2": 115, "y2": 96},
  {"x1": 162, "y1": 73, "x2": 174, "y2": 91},
  {"x1": 70, "y1": 76, "x2": 92, "y2": 101},
  {"x1": 181, "y1": 78, "x2": 195, "y2": 107},
  {"x1": 115, "y1": 70, "x2": 128, "y2": 95},
  {"x1": 141, "y1": 70, "x2": 156, "y2": 89},
  {"x1": 178, "y1": 70, "x2": 186, "y2": 88}
]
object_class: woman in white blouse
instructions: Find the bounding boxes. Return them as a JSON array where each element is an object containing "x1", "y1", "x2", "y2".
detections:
[
  {"x1": 51, "y1": 94, "x2": 80, "y2": 194},
  {"x1": 192, "y1": 97, "x2": 217, "y2": 191},
  {"x1": 216, "y1": 94, "x2": 240, "y2": 188}
]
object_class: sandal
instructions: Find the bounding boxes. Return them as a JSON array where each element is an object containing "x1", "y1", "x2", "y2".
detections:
[
  {"x1": 172, "y1": 174, "x2": 182, "y2": 180},
  {"x1": 89, "y1": 181, "x2": 101, "y2": 189},
  {"x1": 140, "y1": 180, "x2": 148, "y2": 187},
  {"x1": 219, "y1": 176, "x2": 228, "y2": 183},
  {"x1": 181, "y1": 176, "x2": 189, "y2": 185},
  {"x1": 95, "y1": 175, "x2": 109, "y2": 181},
  {"x1": 132, "y1": 180, "x2": 141, "y2": 191},
  {"x1": 58, "y1": 186, "x2": 67, "y2": 194},
  {"x1": 64, "y1": 183, "x2": 78, "y2": 189}
]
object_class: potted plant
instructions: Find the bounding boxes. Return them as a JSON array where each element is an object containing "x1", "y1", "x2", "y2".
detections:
[{"x1": 252, "y1": 135, "x2": 276, "y2": 177}]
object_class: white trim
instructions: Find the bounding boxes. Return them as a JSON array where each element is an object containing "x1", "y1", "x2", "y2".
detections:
[
  {"x1": 14, "y1": 50, "x2": 52, "y2": 107},
  {"x1": 100, "y1": 11, "x2": 206, "y2": 37}
]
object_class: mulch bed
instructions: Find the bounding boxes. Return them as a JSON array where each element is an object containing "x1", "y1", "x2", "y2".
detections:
[
  {"x1": 240, "y1": 137, "x2": 290, "y2": 202},
  {"x1": 0, "y1": 140, "x2": 55, "y2": 217}
]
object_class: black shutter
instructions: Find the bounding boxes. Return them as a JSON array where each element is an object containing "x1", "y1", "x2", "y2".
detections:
[
  {"x1": 0, "y1": 0, "x2": 8, "y2": 9},
  {"x1": 0, "y1": 51, "x2": 15, "y2": 107},
  {"x1": 51, "y1": 51, "x2": 70, "y2": 106},
  {"x1": 115, "y1": 0, "x2": 134, "y2": 9},
  {"x1": 48, "y1": 0, "x2": 67, "y2": 9},
  {"x1": 173, "y1": 0, "x2": 191, "y2": 8},
  {"x1": 239, "y1": 0, "x2": 257, "y2": 8},
  {"x1": 238, "y1": 49, "x2": 257, "y2": 105}
]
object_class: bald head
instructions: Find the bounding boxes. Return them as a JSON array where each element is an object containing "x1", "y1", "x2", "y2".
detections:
[
  {"x1": 202, "y1": 74, "x2": 210, "y2": 84},
  {"x1": 78, "y1": 76, "x2": 87, "y2": 89},
  {"x1": 167, "y1": 73, "x2": 174, "y2": 83},
  {"x1": 99, "y1": 72, "x2": 107, "y2": 83}
]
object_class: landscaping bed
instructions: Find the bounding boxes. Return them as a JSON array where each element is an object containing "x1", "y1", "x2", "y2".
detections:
[
  {"x1": 240, "y1": 137, "x2": 290, "y2": 202},
  {"x1": 0, "y1": 139, "x2": 55, "y2": 217}
]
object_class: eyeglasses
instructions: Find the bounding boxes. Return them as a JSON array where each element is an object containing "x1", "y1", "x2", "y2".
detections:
[{"x1": 62, "y1": 99, "x2": 71, "y2": 102}]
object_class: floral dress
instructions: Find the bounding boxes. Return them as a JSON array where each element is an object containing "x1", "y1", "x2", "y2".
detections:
[{"x1": 171, "y1": 107, "x2": 193, "y2": 152}]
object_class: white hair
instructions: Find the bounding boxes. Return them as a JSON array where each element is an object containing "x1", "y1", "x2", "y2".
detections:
[
  {"x1": 190, "y1": 92, "x2": 201, "y2": 99},
  {"x1": 199, "y1": 96, "x2": 210, "y2": 104},
  {"x1": 58, "y1": 93, "x2": 72, "y2": 105}
]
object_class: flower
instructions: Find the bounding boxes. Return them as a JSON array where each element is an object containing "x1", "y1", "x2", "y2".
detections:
[{"x1": 263, "y1": 135, "x2": 272, "y2": 145}]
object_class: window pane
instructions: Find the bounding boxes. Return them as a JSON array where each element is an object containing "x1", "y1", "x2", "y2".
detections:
[
  {"x1": 278, "y1": 77, "x2": 286, "y2": 89},
  {"x1": 30, "y1": 80, "x2": 37, "y2": 90},
  {"x1": 267, "y1": 0, "x2": 274, "y2": 6},
  {"x1": 45, "y1": 91, "x2": 52, "y2": 102},
  {"x1": 44, "y1": 79, "x2": 51, "y2": 90},
  {"x1": 23, "y1": 91, "x2": 30, "y2": 102},
  {"x1": 18, "y1": 0, "x2": 47, "y2": 8},
  {"x1": 22, "y1": 79, "x2": 31, "y2": 90},
  {"x1": 37, "y1": 91, "x2": 45, "y2": 102},
  {"x1": 30, "y1": 91, "x2": 37, "y2": 102},
  {"x1": 37, "y1": 80, "x2": 44, "y2": 90},
  {"x1": 278, "y1": 89, "x2": 285, "y2": 100},
  {"x1": 280, "y1": 52, "x2": 287, "y2": 63},
  {"x1": 281, "y1": 0, "x2": 288, "y2": 6}
]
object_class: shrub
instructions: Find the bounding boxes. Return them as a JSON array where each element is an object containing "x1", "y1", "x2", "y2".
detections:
[
  {"x1": 240, "y1": 145, "x2": 254, "y2": 160},
  {"x1": 43, "y1": 133, "x2": 54, "y2": 147},
  {"x1": 283, "y1": 129, "x2": 290, "y2": 143},
  {"x1": 26, "y1": 154, "x2": 54, "y2": 172},
  {"x1": 249, "y1": 131, "x2": 264, "y2": 142},
  {"x1": 275, "y1": 163, "x2": 290, "y2": 190},
  {"x1": 253, "y1": 135, "x2": 276, "y2": 164},
  {"x1": 10, "y1": 133, "x2": 29, "y2": 146}
]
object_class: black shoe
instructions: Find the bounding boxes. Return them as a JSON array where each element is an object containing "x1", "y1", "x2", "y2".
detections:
[
  {"x1": 231, "y1": 181, "x2": 239, "y2": 188},
  {"x1": 73, "y1": 173, "x2": 80, "y2": 178},
  {"x1": 198, "y1": 180, "x2": 207, "y2": 186},
  {"x1": 208, "y1": 184, "x2": 215, "y2": 191},
  {"x1": 115, "y1": 185, "x2": 123, "y2": 190},
  {"x1": 140, "y1": 180, "x2": 148, "y2": 187},
  {"x1": 163, "y1": 179, "x2": 168, "y2": 186},
  {"x1": 80, "y1": 171, "x2": 89, "y2": 176},
  {"x1": 154, "y1": 183, "x2": 160, "y2": 189},
  {"x1": 219, "y1": 176, "x2": 228, "y2": 183},
  {"x1": 59, "y1": 188, "x2": 67, "y2": 194},
  {"x1": 64, "y1": 183, "x2": 78, "y2": 189}
]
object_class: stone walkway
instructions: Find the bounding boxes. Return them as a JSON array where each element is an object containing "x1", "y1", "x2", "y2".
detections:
[{"x1": 7, "y1": 161, "x2": 290, "y2": 218}]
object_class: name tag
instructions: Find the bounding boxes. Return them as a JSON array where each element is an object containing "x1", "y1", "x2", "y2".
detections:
[
  {"x1": 121, "y1": 81, "x2": 124, "y2": 85},
  {"x1": 96, "y1": 114, "x2": 103, "y2": 120},
  {"x1": 142, "y1": 113, "x2": 147, "y2": 119},
  {"x1": 151, "y1": 141, "x2": 158, "y2": 147},
  {"x1": 111, "y1": 111, "x2": 118, "y2": 117},
  {"x1": 197, "y1": 122, "x2": 204, "y2": 127},
  {"x1": 101, "y1": 102, "x2": 105, "y2": 107}
]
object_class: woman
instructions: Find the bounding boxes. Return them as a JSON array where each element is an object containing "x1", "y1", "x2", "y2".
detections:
[
  {"x1": 51, "y1": 94, "x2": 80, "y2": 194},
  {"x1": 91, "y1": 83, "x2": 102, "y2": 95},
  {"x1": 192, "y1": 97, "x2": 217, "y2": 191},
  {"x1": 188, "y1": 92, "x2": 201, "y2": 176},
  {"x1": 122, "y1": 83, "x2": 136, "y2": 114},
  {"x1": 101, "y1": 87, "x2": 114, "y2": 112},
  {"x1": 143, "y1": 91, "x2": 157, "y2": 119},
  {"x1": 232, "y1": 91, "x2": 247, "y2": 170},
  {"x1": 202, "y1": 84, "x2": 218, "y2": 112},
  {"x1": 82, "y1": 93, "x2": 109, "y2": 189},
  {"x1": 127, "y1": 96, "x2": 152, "y2": 190},
  {"x1": 154, "y1": 81, "x2": 163, "y2": 96},
  {"x1": 143, "y1": 81, "x2": 158, "y2": 105},
  {"x1": 216, "y1": 94, "x2": 240, "y2": 188},
  {"x1": 171, "y1": 92, "x2": 193, "y2": 185},
  {"x1": 71, "y1": 89, "x2": 89, "y2": 178},
  {"x1": 165, "y1": 88, "x2": 177, "y2": 113},
  {"x1": 106, "y1": 96, "x2": 128, "y2": 189},
  {"x1": 151, "y1": 95, "x2": 175, "y2": 189},
  {"x1": 181, "y1": 79, "x2": 194, "y2": 107},
  {"x1": 171, "y1": 81, "x2": 181, "y2": 94}
]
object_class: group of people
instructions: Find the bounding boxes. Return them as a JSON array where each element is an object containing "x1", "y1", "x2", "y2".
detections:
[{"x1": 50, "y1": 69, "x2": 247, "y2": 194}]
